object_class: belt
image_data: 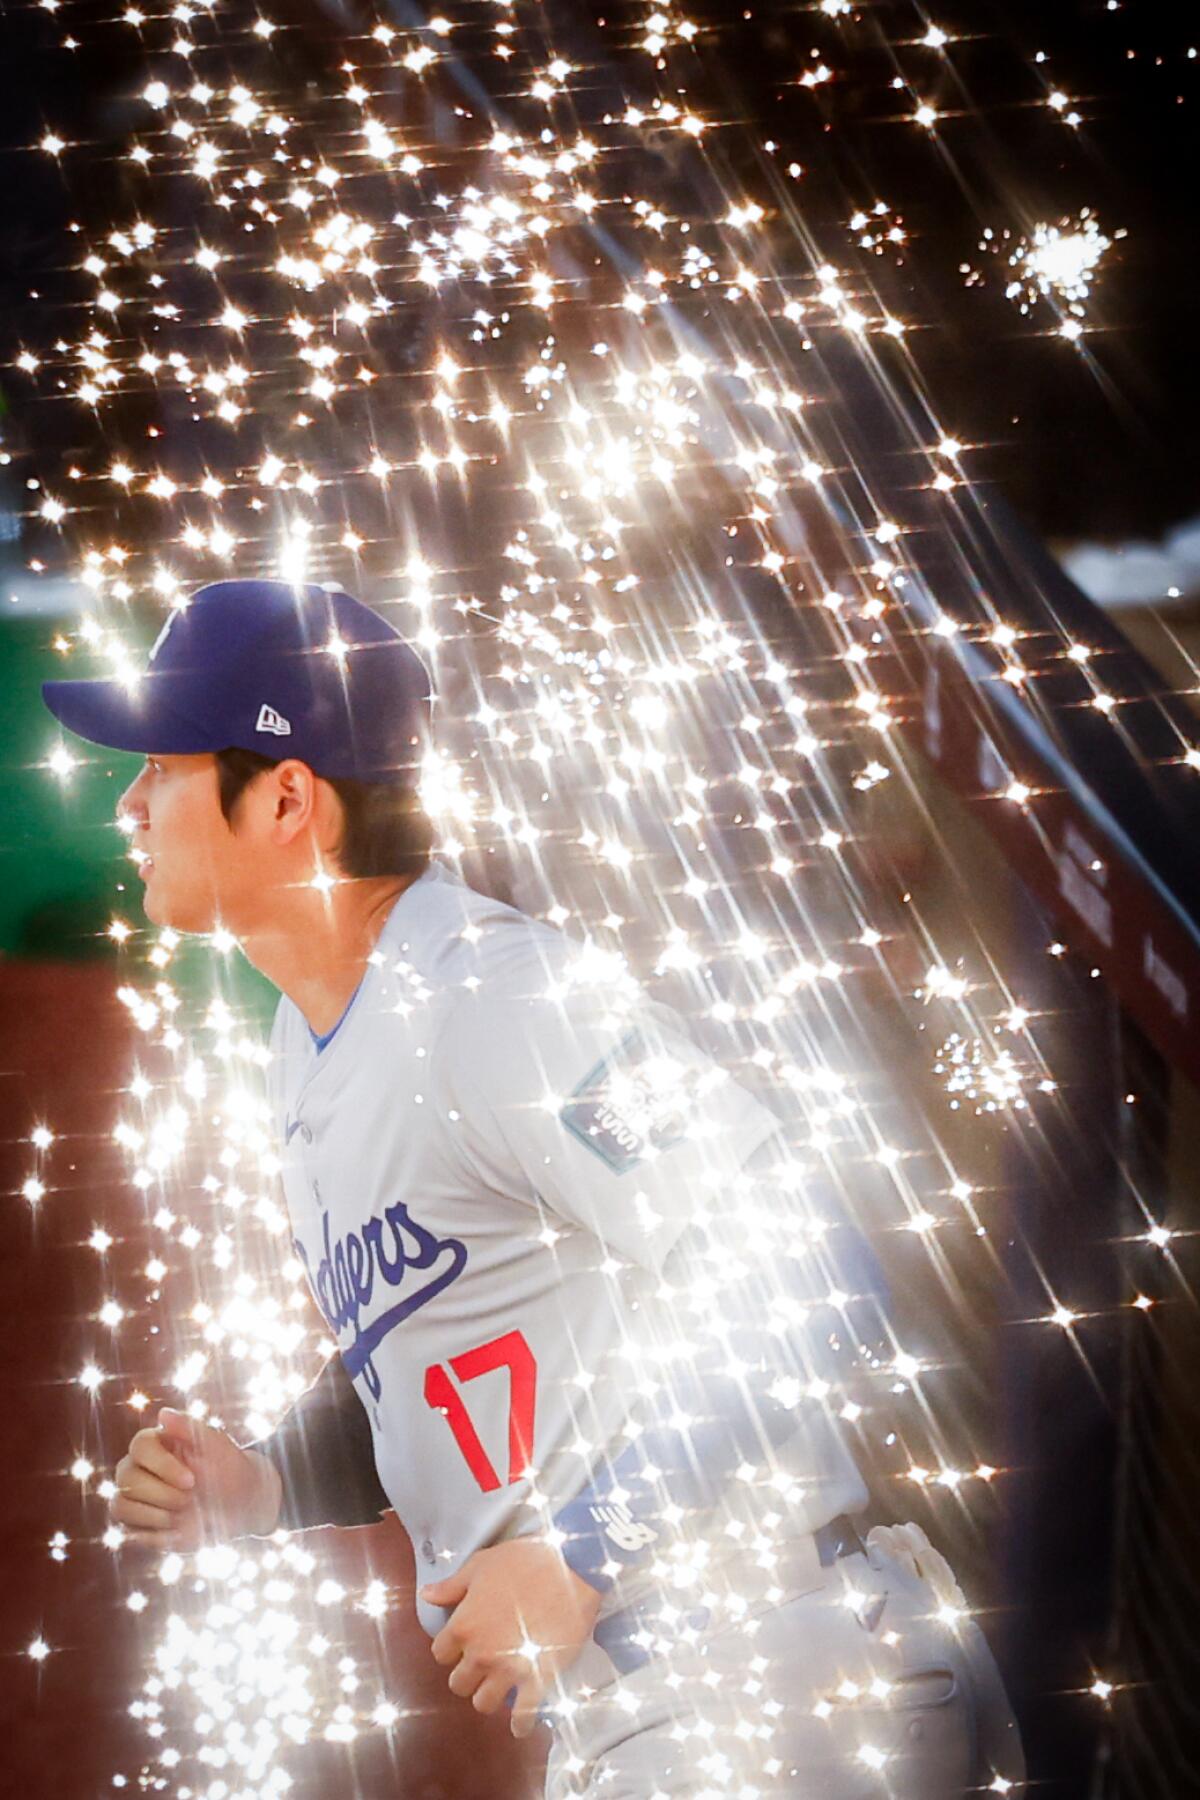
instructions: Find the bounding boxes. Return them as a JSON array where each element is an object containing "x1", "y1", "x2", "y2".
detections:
[{"x1": 590, "y1": 1513, "x2": 867, "y2": 1679}]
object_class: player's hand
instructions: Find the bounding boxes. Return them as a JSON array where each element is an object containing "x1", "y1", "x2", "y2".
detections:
[
  {"x1": 111, "y1": 1407, "x2": 283, "y2": 1551},
  {"x1": 423, "y1": 1537, "x2": 602, "y2": 1737}
]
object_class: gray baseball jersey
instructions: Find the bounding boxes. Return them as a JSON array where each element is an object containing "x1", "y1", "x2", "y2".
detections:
[{"x1": 267, "y1": 861, "x2": 866, "y2": 1639}]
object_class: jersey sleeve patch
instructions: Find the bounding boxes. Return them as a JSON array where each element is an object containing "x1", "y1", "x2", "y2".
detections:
[{"x1": 558, "y1": 1026, "x2": 721, "y2": 1174}]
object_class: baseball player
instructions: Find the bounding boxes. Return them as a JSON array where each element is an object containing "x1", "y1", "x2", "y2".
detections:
[{"x1": 44, "y1": 580, "x2": 1024, "y2": 1795}]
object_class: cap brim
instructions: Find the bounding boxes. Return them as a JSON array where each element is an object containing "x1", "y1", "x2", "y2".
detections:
[{"x1": 41, "y1": 677, "x2": 221, "y2": 756}]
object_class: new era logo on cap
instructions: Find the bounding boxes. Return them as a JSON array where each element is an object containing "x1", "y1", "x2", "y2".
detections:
[{"x1": 256, "y1": 702, "x2": 292, "y2": 737}]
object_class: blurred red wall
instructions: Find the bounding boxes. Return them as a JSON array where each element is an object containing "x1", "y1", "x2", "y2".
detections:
[{"x1": 0, "y1": 961, "x2": 546, "y2": 1798}]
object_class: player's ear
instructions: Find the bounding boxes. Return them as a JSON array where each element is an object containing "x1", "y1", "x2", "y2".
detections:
[{"x1": 268, "y1": 758, "x2": 320, "y2": 844}]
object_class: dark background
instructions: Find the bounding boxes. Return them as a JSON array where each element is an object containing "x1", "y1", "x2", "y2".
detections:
[{"x1": 1, "y1": 0, "x2": 1196, "y2": 545}]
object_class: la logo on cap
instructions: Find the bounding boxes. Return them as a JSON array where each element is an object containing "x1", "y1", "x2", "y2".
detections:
[{"x1": 255, "y1": 703, "x2": 292, "y2": 737}]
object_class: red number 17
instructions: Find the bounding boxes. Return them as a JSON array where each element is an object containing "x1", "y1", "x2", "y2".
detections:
[{"x1": 423, "y1": 1328, "x2": 538, "y2": 1493}]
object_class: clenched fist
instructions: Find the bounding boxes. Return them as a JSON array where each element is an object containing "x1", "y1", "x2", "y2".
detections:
[
  {"x1": 111, "y1": 1407, "x2": 283, "y2": 1551},
  {"x1": 424, "y1": 1538, "x2": 602, "y2": 1738}
]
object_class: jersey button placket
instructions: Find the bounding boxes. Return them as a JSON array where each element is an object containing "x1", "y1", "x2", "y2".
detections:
[{"x1": 294, "y1": 1121, "x2": 323, "y2": 1209}]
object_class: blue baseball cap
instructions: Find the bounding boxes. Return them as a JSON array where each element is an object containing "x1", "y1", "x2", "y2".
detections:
[{"x1": 42, "y1": 580, "x2": 433, "y2": 785}]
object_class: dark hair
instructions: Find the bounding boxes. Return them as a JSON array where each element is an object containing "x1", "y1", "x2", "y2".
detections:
[{"x1": 214, "y1": 747, "x2": 435, "y2": 880}]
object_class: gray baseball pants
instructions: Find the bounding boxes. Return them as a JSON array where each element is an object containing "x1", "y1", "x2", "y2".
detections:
[{"x1": 544, "y1": 1537, "x2": 1024, "y2": 1798}]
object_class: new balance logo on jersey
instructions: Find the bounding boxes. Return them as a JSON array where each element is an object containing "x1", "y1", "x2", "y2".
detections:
[
  {"x1": 589, "y1": 1501, "x2": 659, "y2": 1555},
  {"x1": 255, "y1": 702, "x2": 292, "y2": 736}
]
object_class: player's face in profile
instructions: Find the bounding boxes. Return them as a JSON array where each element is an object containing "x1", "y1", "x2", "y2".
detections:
[{"x1": 117, "y1": 753, "x2": 262, "y2": 934}]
